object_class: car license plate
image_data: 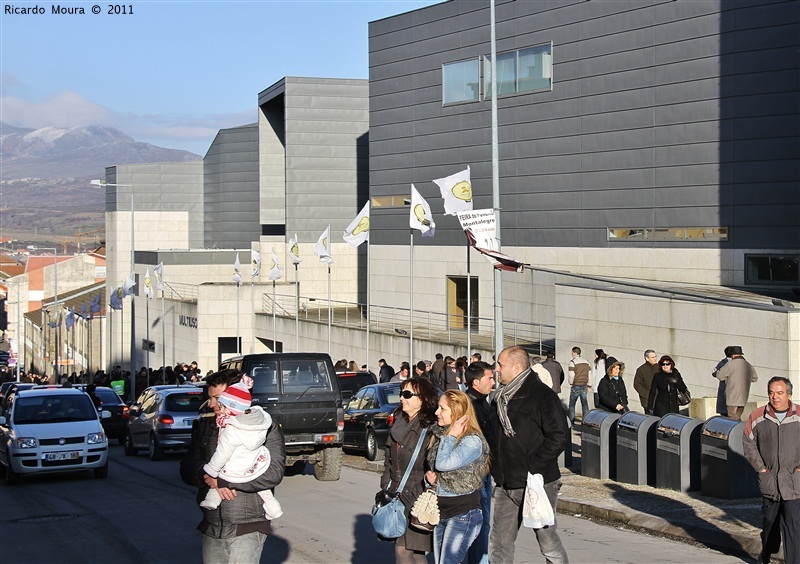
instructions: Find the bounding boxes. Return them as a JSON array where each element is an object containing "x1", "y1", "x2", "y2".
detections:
[{"x1": 43, "y1": 451, "x2": 80, "y2": 461}]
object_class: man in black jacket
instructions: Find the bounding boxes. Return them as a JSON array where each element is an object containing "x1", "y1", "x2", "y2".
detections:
[
  {"x1": 180, "y1": 369, "x2": 286, "y2": 564},
  {"x1": 489, "y1": 346, "x2": 569, "y2": 564},
  {"x1": 465, "y1": 361, "x2": 496, "y2": 564},
  {"x1": 378, "y1": 359, "x2": 394, "y2": 383}
]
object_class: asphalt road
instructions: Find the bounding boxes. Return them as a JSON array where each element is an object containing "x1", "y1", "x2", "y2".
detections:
[{"x1": 0, "y1": 446, "x2": 747, "y2": 563}]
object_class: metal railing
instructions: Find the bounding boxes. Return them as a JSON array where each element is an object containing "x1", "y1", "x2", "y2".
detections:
[
  {"x1": 162, "y1": 282, "x2": 199, "y2": 303},
  {"x1": 260, "y1": 291, "x2": 555, "y2": 352}
]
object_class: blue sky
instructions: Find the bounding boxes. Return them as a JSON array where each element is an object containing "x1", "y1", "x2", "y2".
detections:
[{"x1": 1, "y1": 0, "x2": 439, "y2": 155}]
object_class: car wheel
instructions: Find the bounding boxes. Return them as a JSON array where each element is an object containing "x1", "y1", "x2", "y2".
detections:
[
  {"x1": 5, "y1": 462, "x2": 20, "y2": 485},
  {"x1": 314, "y1": 447, "x2": 342, "y2": 481},
  {"x1": 124, "y1": 431, "x2": 138, "y2": 456},
  {"x1": 148, "y1": 434, "x2": 165, "y2": 461},
  {"x1": 94, "y1": 461, "x2": 109, "y2": 479},
  {"x1": 365, "y1": 429, "x2": 378, "y2": 461}
]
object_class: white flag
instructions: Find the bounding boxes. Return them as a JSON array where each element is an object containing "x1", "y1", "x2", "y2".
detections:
[
  {"x1": 343, "y1": 202, "x2": 370, "y2": 248},
  {"x1": 154, "y1": 261, "x2": 165, "y2": 291},
  {"x1": 144, "y1": 268, "x2": 154, "y2": 299},
  {"x1": 410, "y1": 184, "x2": 436, "y2": 238},
  {"x1": 268, "y1": 248, "x2": 283, "y2": 281},
  {"x1": 314, "y1": 225, "x2": 333, "y2": 264},
  {"x1": 251, "y1": 248, "x2": 262, "y2": 277},
  {"x1": 434, "y1": 166, "x2": 473, "y2": 216},
  {"x1": 233, "y1": 253, "x2": 243, "y2": 286},
  {"x1": 288, "y1": 234, "x2": 301, "y2": 265},
  {"x1": 123, "y1": 273, "x2": 136, "y2": 297}
]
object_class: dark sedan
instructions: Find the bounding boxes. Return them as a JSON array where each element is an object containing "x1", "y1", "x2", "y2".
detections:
[
  {"x1": 342, "y1": 383, "x2": 401, "y2": 461},
  {"x1": 74, "y1": 385, "x2": 129, "y2": 445}
]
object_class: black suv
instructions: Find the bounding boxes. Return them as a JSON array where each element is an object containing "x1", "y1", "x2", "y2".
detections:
[{"x1": 219, "y1": 353, "x2": 344, "y2": 481}]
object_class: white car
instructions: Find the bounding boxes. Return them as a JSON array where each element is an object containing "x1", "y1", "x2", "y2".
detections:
[{"x1": 0, "y1": 387, "x2": 110, "y2": 484}]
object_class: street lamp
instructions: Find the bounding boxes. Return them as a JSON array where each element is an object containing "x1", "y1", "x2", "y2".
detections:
[
  {"x1": 28, "y1": 247, "x2": 58, "y2": 379},
  {"x1": 91, "y1": 179, "x2": 135, "y2": 402}
]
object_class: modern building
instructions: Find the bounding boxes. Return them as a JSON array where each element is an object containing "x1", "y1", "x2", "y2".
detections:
[{"x1": 367, "y1": 0, "x2": 799, "y2": 406}]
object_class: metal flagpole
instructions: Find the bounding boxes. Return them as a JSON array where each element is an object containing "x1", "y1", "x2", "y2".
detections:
[
  {"x1": 272, "y1": 280, "x2": 277, "y2": 351},
  {"x1": 236, "y1": 284, "x2": 241, "y2": 355},
  {"x1": 161, "y1": 279, "x2": 166, "y2": 383},
  {"x1": 146, "y1": 300, "x2": 150, "y2": 371},
  {"x1": 366, "y1": 240, "x2": 370, "y2": 372},
  {"x1": 490, "y1": 0, "x2": 504, "y2": 359},
  {"x1": 327, "y1": 265, "x2": 332, "y2": 356},
  {"x1": 466, "y1": 241, "x2": 471, "y2": 357},
  {"x1": 409, "y1": 231, "x2": 414, "y2": 365},
  {"x1": 251, "y1": 280, "x2": 255, "y2": 354},
  {"x1": 294, "y1": 264, "x2": 299, "y2": 351}
]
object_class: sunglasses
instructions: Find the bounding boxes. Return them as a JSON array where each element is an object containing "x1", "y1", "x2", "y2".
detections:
[
  {"x1": 660, "y1": 362, "x2": 672, "y2": 366},
  {"x1": 400, "y1": 390, "x2": 419, "y2": 399}
]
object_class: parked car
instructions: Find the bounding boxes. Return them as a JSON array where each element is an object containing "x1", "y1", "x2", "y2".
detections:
[
  {"x1": 337, "y1": 370, "x2": 378, "y2": 402},
  {"x1": 0, "y1": 387, "x2": 110, "y2": 484},
  {"x1": 124, "y1": 385, "x2": 204, "y2": 461},
  {"x1": 342, "y1": 382, "x2": 401, "y2": 461},
  {"x1": 220, "y1": 353, "x2": 344, "y2": 481},
  {"x1": 73, "y1": 385, "x2": 129, "y2": 445}
]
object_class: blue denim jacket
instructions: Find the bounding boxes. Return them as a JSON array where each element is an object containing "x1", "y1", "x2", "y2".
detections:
[{"x1": 435, "y1": 434, "x2": 485, "y2": 497}]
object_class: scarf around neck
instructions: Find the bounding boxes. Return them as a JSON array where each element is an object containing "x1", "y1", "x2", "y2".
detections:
[{"x1": 496, "y1": 367, "x2": 531, "y2": 437}]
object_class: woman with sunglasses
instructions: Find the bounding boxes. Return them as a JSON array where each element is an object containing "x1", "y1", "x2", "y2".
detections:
[
  {"x1": 379, "y1": 377, "x2": 439, "y2": 563},
  {"x1": 647, "y1": 355, "x2": 690, "y2": 416},
  {"x1": 424, "y1": 390, "x2": 489, "y2": 564}
]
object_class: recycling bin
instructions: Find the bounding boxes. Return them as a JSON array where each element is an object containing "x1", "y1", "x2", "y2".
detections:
[
  {"x1": 615, "y1": 412, "x2": 660, "y2": 486},
  {"x1": 655, "y1": 414, "x2": 703, "y2": 492},
  {"x1": 559, "y1": 414, "x2": 573, "y2": 470},
  {"x1": 700, "y1": 416, "x2": 759, "y2": 499},
  {"x1": 581, "y1": 409, "x2": 621, "y2": 480}
]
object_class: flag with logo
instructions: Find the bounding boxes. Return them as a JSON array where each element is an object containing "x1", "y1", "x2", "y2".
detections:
[
  {"x1": 154, "y1": 262, "x2": 165, "y2": 291},
  {"x1": 251, "y1": 248, "x2": 262, "y2": 277},
  {"x1": 314, "y1": 225, "x2": 333, "y2": 264},
  {"x1": 110, "y1": 287, "x2": 124, "y2": 311},
  {"x1": 457, "y1": 209, "x2": 525, "y2": 272},
  {"x1": 123, "y1": 272, "x2": 136, "y2": 297},
  {"x1": 65, "y1": 307, "x2": 75, "y2": 330},
  {"x1": 410, "y1": 184, "x2": 436, "y2": 238},
  {"x1": 233, "y1": 253, "x2": 243, "y2": 286},
  {"x1": 267, "y1": 249, "x2": 283, "y2": 281},
  {"x1": 144, "y1": 268, "x2": 154, "y2": 299},
  {"x1": 434, "y1": 166, "x2": 473, "y2": 216},
  {"x1": 48, "y1": 310, "x2": 61, "y2": 328},
  {"x1": 288, "y1": 234, "x2": 301, "y2": 265},
  {"x1": 343, "y1": 202, "x2": 370, "y2": 247}
]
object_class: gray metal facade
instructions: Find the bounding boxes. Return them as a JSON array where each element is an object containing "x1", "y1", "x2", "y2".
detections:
[
  {"x1": 258, "y1": 77, "x2": 371, "y2": 243},
  {"x1": 203, "y1": 123, "x2": 260, "y2": 249},
  {"x1": 368, "y1": 0, "x2": 800, "y2": 250}
]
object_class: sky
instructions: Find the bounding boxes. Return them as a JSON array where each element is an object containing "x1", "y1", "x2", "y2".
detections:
[{"x1": 1, "y1": 0, "x2": 440, "y2": 156}]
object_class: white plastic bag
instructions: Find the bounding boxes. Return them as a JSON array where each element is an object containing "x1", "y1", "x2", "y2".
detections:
[{"x1": 522, "y1": 472, "x2": 555, "y2": 529}]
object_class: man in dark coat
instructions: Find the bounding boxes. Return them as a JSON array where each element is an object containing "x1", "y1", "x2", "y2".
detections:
[
  {"x1": 378, "y1": 359, "x2": 394, "y2": 383},
  {"x1": 180, "y1": 369, "x2": 285, "y2": 563},
  {"x1": 489, "y1": 346, "x2": 568, "y2": 564}
]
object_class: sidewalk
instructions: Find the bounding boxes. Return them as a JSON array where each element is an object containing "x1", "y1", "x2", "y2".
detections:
[{"x1": 354, "y1": 428, "x2": 772, "y2": 562}]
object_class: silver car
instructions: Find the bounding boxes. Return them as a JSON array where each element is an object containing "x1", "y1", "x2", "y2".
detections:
[
  {"x1": 124, "y1": 385, "x2": 204, "y2": 461},
  {"x1": 0, "y1": 387, "x2": 110, "y2": 484}
]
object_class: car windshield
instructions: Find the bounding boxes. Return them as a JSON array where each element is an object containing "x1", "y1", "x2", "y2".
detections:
[
  {"x1": 94, "y1": 389, "x2": 123, "y2": 405},
  {"x1": 165, "y1": 393, "x2": 204, "y2": 413},
  {"x1": 14, "y1": 395, "x2": 97, "y2": 424},
  {"x1": 380, "y1": 385, "x2": 402, "y2": 405}
]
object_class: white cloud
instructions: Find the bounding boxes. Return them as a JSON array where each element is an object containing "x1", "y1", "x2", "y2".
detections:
[{"x1": 1, "y1": 90, "x2": 254, "y2": 155}]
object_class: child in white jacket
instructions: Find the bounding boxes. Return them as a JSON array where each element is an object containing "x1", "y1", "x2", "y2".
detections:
[{"x1": 200, "y1": 378, "x2": 282, "y2": 518}]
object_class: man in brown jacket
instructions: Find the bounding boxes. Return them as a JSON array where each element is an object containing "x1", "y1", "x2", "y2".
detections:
[
  {"x1": 716, "y1": 346, "x2": 758, "y2": 420},
  {"x1": 633, "y1": 349, "x2": 659, "y2": 411},
  {"x1": 743, "y1": 377, "x2": 799, "y2": 564}
]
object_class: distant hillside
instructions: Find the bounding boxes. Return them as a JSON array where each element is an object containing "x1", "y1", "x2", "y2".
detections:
[{"x1": 0, "y1": 123, "x2": 202, "y2": 248}]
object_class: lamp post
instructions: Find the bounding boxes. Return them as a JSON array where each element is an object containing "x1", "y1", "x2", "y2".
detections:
[
  {"x1": 29, "y1": 247, "x2": 58, "y2": 379},
  {"x1": 91, "y1": 180, "x2": 135, "y2": 402}
]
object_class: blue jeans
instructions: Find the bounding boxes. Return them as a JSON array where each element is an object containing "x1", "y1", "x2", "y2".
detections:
[
  {"x1": 568, "y1": 385, "x2": 589, "y2": 424},
  {"x1": 466, "y1": 475, "x2": 492, "y2": 564},
  {"x1": 434, "y1": 507, "x2": 482, "y2": 564},
  {"x1": 202, "y1": 531, "x2": 267, "y2": 564}
]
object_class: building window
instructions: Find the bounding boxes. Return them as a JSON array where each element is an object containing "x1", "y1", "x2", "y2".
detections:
[
  {"x1": 484, "y1": 43, "x2": 552, "y2": 98},
  {"x1": 372, "y1": 195, "x2": 411, "y2": 208},
  {"x1": 442, "y1": 59, "x2": 480, "y2": 105},
  {"x1": 608, "y1": 227, "x2": 729, "y2": 242},
  {"x1": 745, "y1": 255, "x2": 799, "y2": 285}
]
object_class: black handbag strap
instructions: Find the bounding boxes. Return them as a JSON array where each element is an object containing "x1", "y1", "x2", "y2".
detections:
[{"x1": 394, "y1": 427, "x2": 428, "y2": 494}]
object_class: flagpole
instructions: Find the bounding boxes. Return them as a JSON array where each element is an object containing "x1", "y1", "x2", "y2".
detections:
[
  {"x1": 409, "y1": 231, "x2": 414, "y2": 366},
  {"x1": 146, "y1": 300, "x2": 150, "y2": 372},
  {"x1": 467, "y1": 240, "x2": 472, "y2": 357},
  {"x1": 272, "y1": 280, "x2": 277, "y2": 351},
  {"x1": 327, "y1": 265, "x2": 332, "y2": 356},
  {"x1": 236, "y1": 283, "x2": 241, "y2": 356},
  {"x1": 490, "y1": 0, "x2": 504, "y2": 360},
  {"x1": 161, "y1": 281, "x2": 166, "y2": 383},
  {"x1": 294, "y1": 263, "x2": 299, "y2": 351},
  {"x1": 251, "y1": 279, "x2": 256, "y2": 354},
  {"x1": 366, "y1": 239, "x2": 370, "y2": 372}
]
